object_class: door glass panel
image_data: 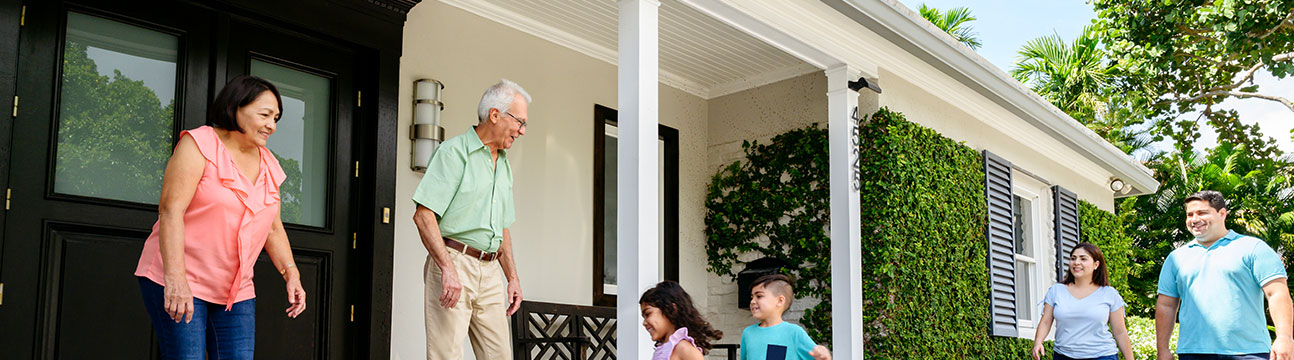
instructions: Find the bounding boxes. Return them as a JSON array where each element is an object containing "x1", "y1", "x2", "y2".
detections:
[
  {"x1": 250, "y1": 60, "x2": 330, "y2": 227},
  {"x1": 54, "y1": 12, "x2": 178, "y2": 204},
  {"x1": 601, "y1": 125, "x2": 667, "y2": 295}
]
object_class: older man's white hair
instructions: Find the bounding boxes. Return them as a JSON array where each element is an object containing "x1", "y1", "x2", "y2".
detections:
[{"x1": 477, "y1": 79, "x2": 532, "y2": 124}]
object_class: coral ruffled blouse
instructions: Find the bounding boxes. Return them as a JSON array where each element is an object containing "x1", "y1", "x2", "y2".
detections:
[{"x1": 135, "y1": 126, "x2": 286, "y2": 309}]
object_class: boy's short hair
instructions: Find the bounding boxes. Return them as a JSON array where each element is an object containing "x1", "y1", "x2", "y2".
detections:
[{"x1": 751, "y1": 274, "x2": 795, "y2": 309}]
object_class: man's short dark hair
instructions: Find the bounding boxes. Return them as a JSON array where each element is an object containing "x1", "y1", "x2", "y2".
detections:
[
  {"x1": 751, "y1": 274, "x2": 795, "y2": 309},
  {"x1": 1185, "y1": 190, "x2": 1227, "y2": 211},
  {"x1": 208, "y1": 75, "x2": 282, "y2": 133}
]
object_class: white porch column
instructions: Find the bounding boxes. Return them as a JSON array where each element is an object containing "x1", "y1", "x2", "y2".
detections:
[
  {"x1": 826, "y1": 65, "x2": 863, "y2": 360},
  {"x1": 617, "y1": 1, "x2": 660, "y2": 360}
]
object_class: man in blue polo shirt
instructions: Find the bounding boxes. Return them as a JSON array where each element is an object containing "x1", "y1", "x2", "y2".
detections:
[{"x1": 1156, "y1": 190, "x2": 1293, "y2": 360}]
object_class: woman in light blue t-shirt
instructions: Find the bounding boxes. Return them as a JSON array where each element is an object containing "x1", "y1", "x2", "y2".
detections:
[{"x1": 1031, "y1": 243, "x2": 1136, "y2": 360}]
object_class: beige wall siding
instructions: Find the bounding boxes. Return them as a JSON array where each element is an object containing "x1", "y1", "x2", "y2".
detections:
[{"x1": 393, "y1": 2, "x2": 710, "y2": 359}]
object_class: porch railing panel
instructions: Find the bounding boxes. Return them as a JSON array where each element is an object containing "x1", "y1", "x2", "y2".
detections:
[{"x1": 512, "y1": 301, "x2": 617, "y2": 360}]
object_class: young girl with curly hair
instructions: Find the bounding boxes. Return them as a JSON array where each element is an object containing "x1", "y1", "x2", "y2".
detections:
[{"x1": 639, "y1": 281, "x2": 723, "y2": 360}]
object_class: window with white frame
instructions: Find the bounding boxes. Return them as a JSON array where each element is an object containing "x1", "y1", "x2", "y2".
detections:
[{"x1": 1012, "y1": 185, "x2": 1044, "y2": 331}]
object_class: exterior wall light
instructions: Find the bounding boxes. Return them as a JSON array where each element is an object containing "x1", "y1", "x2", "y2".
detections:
[
  {"x1": 411, "y1": 79, "x2": 445, "y2": 172},
  {"x1": 1109, "y1": 178, "x2": 1130, "y2": 194}
]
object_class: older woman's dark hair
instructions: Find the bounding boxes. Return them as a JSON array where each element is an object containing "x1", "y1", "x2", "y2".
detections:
[
  {"x1": 209, "y1": 75, "x2": 282, "y2": 132},
  {"x1": 1062, "y1": 242, "x2": 1110, "y2": 287},
  {"x1": 639, "y1": 281, "x2": 723, "y2": 353}
]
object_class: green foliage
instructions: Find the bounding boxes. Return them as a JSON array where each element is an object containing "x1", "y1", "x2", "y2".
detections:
[
  {"x1": 1010, "y1": 25, "x2": 1155, "y2": 156},
  {"x1": 704, "y1": 123, "x2": 832, "y2": 338},
  {"x1": 1127, "y1": 315, "x2": 1178, "y2": 359},
  {"x1": 275, "y1": 154, "x2": 304, "y2": 222},
  {"x1": 1012, "y1": 26, "x2": 1114, "y2": 122},
  {"x1": 55, "y1": 42, "x2": 173, "y2": 203},
  {"x1": 855, "y1": 108, "x2": 1036, "y2": 358},
  {"x1": 1078, "y1": 201, "x2": 1136, "y2": 304},
  {"x1": 1092, "y1": 0, "x2": 1294, "y2": 147},
  {"x1": 918, "y1": 4, "x2": 984, "y2": 50}
]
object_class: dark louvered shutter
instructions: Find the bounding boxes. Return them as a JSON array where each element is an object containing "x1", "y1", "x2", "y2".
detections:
[
  {"x1": 983, "y1": 151, "x2": 1017, "y2": 337},
  {"x1": 1053, "y1": 186, "x2": 1081, "y2": 282}
]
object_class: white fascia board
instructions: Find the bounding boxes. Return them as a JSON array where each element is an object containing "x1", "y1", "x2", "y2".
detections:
[{"x1": 822, "y1": 0, "x2": 1158, "y2": 196}]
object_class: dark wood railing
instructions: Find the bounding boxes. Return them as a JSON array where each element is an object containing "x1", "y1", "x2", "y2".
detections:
[
  {"x1": 510, "y1": 300, "x2": 740, "y2": 360},
  {"x1": 511, "y1": 301, "x2": 617, "y2": 360}
]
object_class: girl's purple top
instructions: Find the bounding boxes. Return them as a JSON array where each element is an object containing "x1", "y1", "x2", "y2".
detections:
[{"x1": 652, "y1": 327, "x2": 697, "y2": 360}]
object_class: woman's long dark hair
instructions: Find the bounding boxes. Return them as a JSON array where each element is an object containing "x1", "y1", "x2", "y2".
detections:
[
  {"x1": 1062, "y1": 242, "x2": 1110, "y2": 287},
  {"x1": 639, "y1": 281, "x2": 722, "y2": 353}
]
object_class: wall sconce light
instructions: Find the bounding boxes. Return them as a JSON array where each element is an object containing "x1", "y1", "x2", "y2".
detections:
[
  {"x1": 411, "y1": 79, "x2": 445, "y2": 172},
  {"x1": 1109, "y1": 178, "x2": 1130, "y2": 194}
]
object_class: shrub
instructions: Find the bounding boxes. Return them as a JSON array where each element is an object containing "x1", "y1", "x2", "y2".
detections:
[{"x1": 1127, "y1": 315, "x2": 1177, "y2": 359}]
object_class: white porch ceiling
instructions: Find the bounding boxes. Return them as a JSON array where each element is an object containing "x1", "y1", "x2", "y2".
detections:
[{"x1": 439, "y1": 0, "x2": 820, "y2": 99}]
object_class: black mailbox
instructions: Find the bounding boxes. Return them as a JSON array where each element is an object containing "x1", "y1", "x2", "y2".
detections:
[{"x1": 737, "y1": 257, "x2": 790, "y2": 309}]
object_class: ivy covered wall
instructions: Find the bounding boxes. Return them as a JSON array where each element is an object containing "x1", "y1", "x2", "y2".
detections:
[{"x1": 705, "y1": 108, "x2": 1132, "y2": 358}]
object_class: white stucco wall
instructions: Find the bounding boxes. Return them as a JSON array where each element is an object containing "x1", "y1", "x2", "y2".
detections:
[{"x1": 392, "y1": 2, "x2": 710, "y2": 359}]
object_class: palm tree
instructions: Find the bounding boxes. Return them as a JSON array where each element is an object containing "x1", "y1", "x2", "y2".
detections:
[
  {"x1": 1009, "y1": 25, "x2": 1157, "y2": 155},
  {"x1": 1011, "y1": 25, "x2": 1113, "y2": 120},
  {"x1": 918, "y1": 4, "x2": 982, "y2": 50}
]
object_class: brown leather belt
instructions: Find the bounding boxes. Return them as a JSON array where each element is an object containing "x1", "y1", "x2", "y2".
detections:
[{"x1": 444, "y1": 237, "x2": 498, "y2": 261}]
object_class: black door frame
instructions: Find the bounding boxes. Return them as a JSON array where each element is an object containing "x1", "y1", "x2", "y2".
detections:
[
  {"x1": 0, "y1": 0, "x2": 22, "y2": 262},
  {"x1": 591, "y1": 104, "x2": 681, "y2": 307},
  {"x1": 0, "y1": 0, "x2": 413, "y2": 358}
]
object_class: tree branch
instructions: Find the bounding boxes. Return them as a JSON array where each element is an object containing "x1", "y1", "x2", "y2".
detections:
[
  {"x1": 1169, "y1": 90, "x2": 1294, "y2": 112},
  {"x1": 1155, "y1": 52, "x2": 1294, "y2": 108},
  {"x1": 1253, "y1": 11, "x2": 1294, "y2": 39},
  {"x1": 1174, "y1": 51, "x2": 1228, "y2": 67}
]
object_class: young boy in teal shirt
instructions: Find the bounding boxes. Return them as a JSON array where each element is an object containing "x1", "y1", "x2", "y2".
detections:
[{"x1": 740, "y1": 274, "x2": 832, "y2": 360}]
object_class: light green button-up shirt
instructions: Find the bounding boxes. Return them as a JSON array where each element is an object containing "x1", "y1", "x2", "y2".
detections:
[{"x1": 412, "y1": 127, "x2": 515, "y2": 253}]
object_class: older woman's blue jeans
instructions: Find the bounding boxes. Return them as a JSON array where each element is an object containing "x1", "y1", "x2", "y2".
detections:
[{"x1": 138, "y1": 277, "x2": 255, "y2": 360}]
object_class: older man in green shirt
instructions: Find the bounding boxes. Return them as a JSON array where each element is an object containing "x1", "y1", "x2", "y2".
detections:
[{"x1": 412, "y1": 79, "x2": 529, "y2": 360}]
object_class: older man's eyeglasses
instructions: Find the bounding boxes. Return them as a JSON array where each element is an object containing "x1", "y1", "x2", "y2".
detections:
[{"x1": 504, "y1": 112, "x2": 527, "y2": 128}]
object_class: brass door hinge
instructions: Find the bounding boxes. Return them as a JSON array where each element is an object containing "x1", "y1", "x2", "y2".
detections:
[
  {"x1": 11, "y1": 96, "x2": 17, "y2": 118},
  {"x1": 349, "y1": 305, "x2": 355, "y2": 322},
  {"x1": 5, "y1": 188, "x2": 10, "y2": 210},
  {"x1": 382, "y1": 207, "x2": 390, "y2": 224},
  {"x1": 353, "y1": 161, "x2": 359, "y2": 178},
  {"x1": 19, "y1": 6, "x2": 25, "y2": 27},
  {"x1": 356, "y1": 91, "x2": 361, "y2": 108},
  {"x1": 351, "y1": 233, "x2": 357, "y2": 249},
  {"x1": 1, "y1": 282, "x2": 5, "y2": 305}
]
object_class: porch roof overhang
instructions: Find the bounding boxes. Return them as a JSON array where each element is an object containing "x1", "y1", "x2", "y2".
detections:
[
  {"x1": 437, "y1": 0, "x2": 1157, "y2": 197},
  {"x1": 821, "y1": 0, "x2": 1159, "y2": 197},
  {"x1": 439, "y1": 0, "x2": 860, "y2": 100}
]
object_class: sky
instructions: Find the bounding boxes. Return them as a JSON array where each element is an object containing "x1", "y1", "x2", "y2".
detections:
[{"x1": 896, "y1": 0, "x2": 1294, "y2": 157}]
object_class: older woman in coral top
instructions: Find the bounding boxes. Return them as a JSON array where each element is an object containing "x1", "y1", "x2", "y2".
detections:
[{"x1": 135, "y1": 75, "x2": 306, "y2": 359}]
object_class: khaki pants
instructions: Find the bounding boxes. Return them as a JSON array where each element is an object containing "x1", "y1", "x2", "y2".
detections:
[{"x1": 424, "y1": 250, "x2": 512, "y2": 360}]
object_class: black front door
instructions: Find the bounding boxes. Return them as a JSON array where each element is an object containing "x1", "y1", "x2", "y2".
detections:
[{"x1": 0, "y1": 1, "x2": 368, "y2": 358}]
